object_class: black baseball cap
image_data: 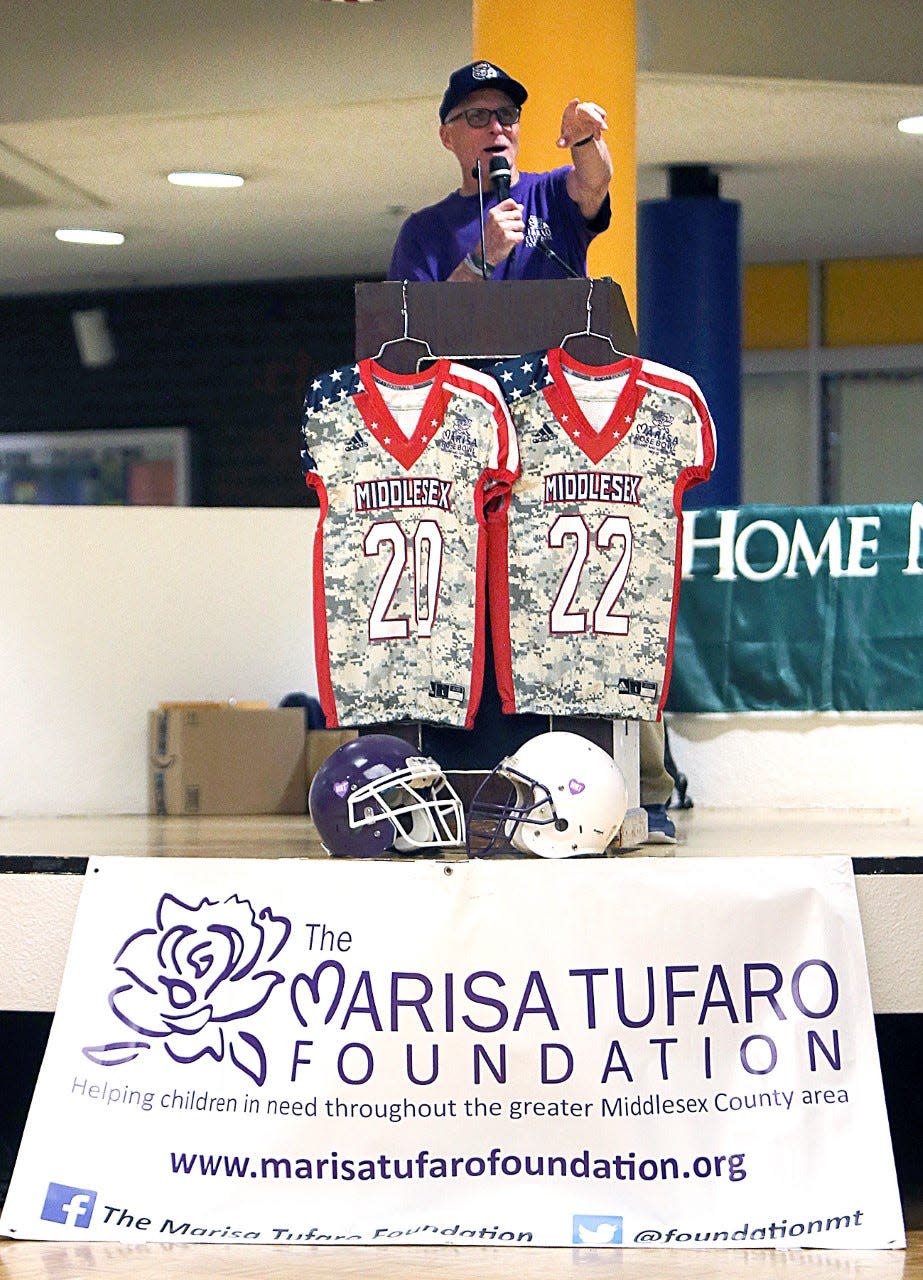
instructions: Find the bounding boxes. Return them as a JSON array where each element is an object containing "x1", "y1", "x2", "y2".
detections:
[{"x1": 439, "y1": 61, "x2": 528, "y2": 123}]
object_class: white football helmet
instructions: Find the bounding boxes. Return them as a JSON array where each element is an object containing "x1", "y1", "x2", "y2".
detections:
[{"x1": 467, "y1": 731, "x2": 628, "y2": 858}]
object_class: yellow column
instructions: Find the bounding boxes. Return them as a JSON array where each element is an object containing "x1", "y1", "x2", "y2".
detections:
[{"x1": 473, "y1": 0, "x2": 637, "y2": 318}]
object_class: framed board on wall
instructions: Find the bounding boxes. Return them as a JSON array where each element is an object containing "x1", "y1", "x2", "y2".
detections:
[{"x1": 0, "y1": 427, "x2": 192, "y2": 505}]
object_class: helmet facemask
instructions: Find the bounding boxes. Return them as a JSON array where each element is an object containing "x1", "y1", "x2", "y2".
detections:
[
  {"x1": 348, "y1": 756, "x2": 464, "y2": 852},
  {"x1": 467, "y1": 761, "x2": 563, "y2": 856}
]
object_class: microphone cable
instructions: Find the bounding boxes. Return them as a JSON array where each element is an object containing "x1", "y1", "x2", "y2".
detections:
[{"x1": 474, "y1": 160, "x2": 489, "y2": 279}]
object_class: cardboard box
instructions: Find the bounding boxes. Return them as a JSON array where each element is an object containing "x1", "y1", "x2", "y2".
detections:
[
  {"x1": 149, "y1": 704, "x2": 307, "y2": 816},
  {"x1": 306, "y1": 728, "x2": 358, "y2": 791}
]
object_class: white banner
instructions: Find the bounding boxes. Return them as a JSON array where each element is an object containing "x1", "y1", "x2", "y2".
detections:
[{"x1": 0, "y1": 856, "x2": 904, "y2": 1249}]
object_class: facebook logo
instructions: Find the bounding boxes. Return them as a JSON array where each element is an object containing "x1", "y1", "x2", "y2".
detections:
[{"x1": 41, "y1": 1182, "x2": 97, "y2": 1228}]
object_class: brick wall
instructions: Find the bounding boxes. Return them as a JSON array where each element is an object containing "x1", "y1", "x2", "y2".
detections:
[{"x1": 0, "y1": 277, "x2": 369, "y2": 506}]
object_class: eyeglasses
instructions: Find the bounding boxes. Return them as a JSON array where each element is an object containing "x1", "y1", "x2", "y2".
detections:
[{"x1": 445, "y1": 105, "x2": 521, "y2": 128}]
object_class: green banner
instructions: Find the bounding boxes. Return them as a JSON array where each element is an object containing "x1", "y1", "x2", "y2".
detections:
[{"x1": 669, "y1": 502, "x2": 923, "y2": 712}]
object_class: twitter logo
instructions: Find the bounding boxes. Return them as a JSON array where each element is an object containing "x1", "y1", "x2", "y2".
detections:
[{"x1": 573, "y1": 1215, "x2": 623, "y2": 1245}]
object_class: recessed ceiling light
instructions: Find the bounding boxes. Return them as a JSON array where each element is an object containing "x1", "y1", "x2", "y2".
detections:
[
  {"x1": 55, "y1": 229, "x2": 125, "y2": 245},
  {"x1": 897, "y1": 115, "x2": 923, "y2": 135},
  {"x1": 167, "y1": 171, "x2": 245, "y2": 188}
]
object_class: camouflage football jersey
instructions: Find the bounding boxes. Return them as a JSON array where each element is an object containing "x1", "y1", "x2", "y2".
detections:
[
  {"x1": 484, "y1": 346, "x2": 716, "y2": 720},
  {"x1": 301, "y1": 358, "x2": 518, "y2": 728}
]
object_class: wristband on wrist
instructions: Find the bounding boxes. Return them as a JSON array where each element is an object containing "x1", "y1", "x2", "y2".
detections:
[
  {"x1": 571, "y1": 134, "x2": 595, "y2": 148},
  {"x1": 464, "y1": 250, "x2": 494, "y2": 277}
]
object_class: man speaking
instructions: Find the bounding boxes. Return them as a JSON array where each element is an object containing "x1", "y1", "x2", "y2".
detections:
[
  {"x1": 388, "y1": 60, "x2": 613, "y2": 283},
  {"x1": 385, "y1": 61, "x2": 680, "y2": 845}
]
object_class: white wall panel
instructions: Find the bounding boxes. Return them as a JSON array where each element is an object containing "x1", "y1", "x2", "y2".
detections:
[{"x1": 0, "y1": 507, "x2": 317, "y2": 815}]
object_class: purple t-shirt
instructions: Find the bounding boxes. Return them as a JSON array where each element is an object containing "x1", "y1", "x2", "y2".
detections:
[{"x1": 388, "y1": 167, "x2": 611, "y2": 283}]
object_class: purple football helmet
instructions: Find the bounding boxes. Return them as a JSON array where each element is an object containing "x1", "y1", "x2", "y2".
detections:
[{"x1": 308, "y1": 734, "x2": 465, "y2": 857}]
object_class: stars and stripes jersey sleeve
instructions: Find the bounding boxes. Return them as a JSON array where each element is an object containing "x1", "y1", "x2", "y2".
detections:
[
  {"x1": 482, "y1": 347, "x2": 716, "y2": 720},
  {"x1": 300, "y1": 357, "x2": 518, "y2": 729}
]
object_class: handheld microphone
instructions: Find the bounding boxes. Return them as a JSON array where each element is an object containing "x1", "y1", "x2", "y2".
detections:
[
  {"x1": 488, "y1": 155, "x2": 515, "y2": 268},
  {"x1": 488, "y1": 155, "x2": 513, "y2": 203}
]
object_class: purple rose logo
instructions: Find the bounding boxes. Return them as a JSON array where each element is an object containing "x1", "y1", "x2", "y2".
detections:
[{"x1": 83, "y1": 893, "x2": 291, "y2": 1086}]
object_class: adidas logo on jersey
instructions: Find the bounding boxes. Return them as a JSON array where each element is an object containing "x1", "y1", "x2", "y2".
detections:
[
  {"x1": 531, "y1": 424, "x2": 557, "y2": 443},
  {"x1": 344, "y1": 431, "x2": 365, "y2": 452}
]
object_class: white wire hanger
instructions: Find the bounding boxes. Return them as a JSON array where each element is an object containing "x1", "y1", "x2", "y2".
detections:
[
  {"x1": 374, "y1": 280, "x2": 436, "y2": 369},
  {"x1": 558, "y1": 278, "x2": 632, "y2": 362},
  {"x1": 373, "y1": 276, "x2": 523, "y2": 373}
]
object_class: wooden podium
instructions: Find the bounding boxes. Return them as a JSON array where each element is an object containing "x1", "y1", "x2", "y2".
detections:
[
  {"x1": 353, "y1": 279, "x2": 643, "y2": 832},
  {"x1": 355, "y1": 278, "x2": 636, "y2": 373}
]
